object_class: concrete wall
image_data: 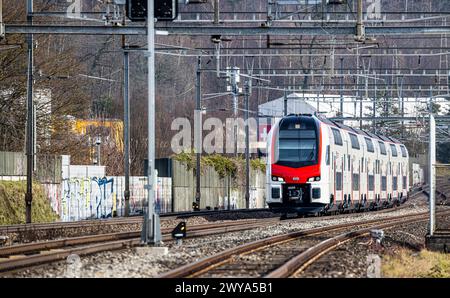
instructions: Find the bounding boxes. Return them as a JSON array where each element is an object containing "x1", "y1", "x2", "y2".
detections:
[
  {"x1": 47, "y1": 175, "x2": 171, "y2": 221},
  {"x1": 410, "y1": 154, "x2": 427, "y2": 185},
  {"x1": 172, "y1": 160, "x2": 266, "y2": 212},
  {"x1": 1, "y1": 151, "x2": 266, "y2": 220}
]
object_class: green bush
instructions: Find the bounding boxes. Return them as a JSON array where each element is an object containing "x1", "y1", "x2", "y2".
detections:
[{"x1": 172, "y1": 152, "x2": 266, "y2": 179}]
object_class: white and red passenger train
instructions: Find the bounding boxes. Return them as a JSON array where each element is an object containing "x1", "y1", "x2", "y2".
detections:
[{"x1": 266, "y1": 114, "x2": 410, "y2": 215}]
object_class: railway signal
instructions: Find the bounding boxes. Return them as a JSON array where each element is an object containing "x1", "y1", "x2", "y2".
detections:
[
  {"x1": 172, "y1": 221, "x2": 187, "y2": 245},
  {"x1": 126, "y1": 0, "x2": 178, "y2": 22}
]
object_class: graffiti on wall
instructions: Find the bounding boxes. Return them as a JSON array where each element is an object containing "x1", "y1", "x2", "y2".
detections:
[{"x1": 51, "y1": 176, "x2": 171, "y2": 221}]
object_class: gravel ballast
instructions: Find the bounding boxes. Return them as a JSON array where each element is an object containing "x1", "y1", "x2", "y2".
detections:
[{"x1": 5, "y1": 196, "x2": 437, "y2": 278}]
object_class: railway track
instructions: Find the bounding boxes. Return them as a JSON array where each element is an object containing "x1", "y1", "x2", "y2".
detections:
[
  {"x1": 158, "y1": 188, "x2": 448, "y2": 278},
  {"x1": 0, "y1": 208, "x2": 271, "y2": 235},
  {"x1": 0, "y1": 186, "x2": 436, "y2": 275},
  {"x1": 0, "y1": 188, "x2": 426, "y2": 244},
  {"x1": 0, "y1": 217, "x2": 280, "y2": 274},
  {"x1": 159, "y1": 208, "x2": 449, "y2": 278}
]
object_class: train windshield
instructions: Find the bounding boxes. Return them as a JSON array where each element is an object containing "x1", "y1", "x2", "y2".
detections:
[{"x1": 276, "y1": 117, "x2": 319, "y2": 168}]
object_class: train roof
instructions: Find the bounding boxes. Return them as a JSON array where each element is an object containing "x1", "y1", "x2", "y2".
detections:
[{"x1": 312, "y1": 113, "x2": 403, "y2": 145}]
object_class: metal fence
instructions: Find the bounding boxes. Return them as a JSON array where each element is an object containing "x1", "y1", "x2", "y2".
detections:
[{"x1": 0, "y1": 151, "x2": 62, "y2": 183}]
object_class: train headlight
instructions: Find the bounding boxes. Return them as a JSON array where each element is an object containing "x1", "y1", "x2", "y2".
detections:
[
  {"x1": 271, "y1": 176, "x2": 284, "y2": 182},
  {"x1": 308, "y1": 176, "x2": 321, "y2": 182}
]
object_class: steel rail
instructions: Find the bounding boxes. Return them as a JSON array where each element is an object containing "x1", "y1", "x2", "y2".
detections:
[
  {"x1": 0, "y1": 218, "x2": 272, "y2": 258},
  {"x1": 265, "y1": 211, "x2": 449, "y2": 277},
  {"x1": 0, "y1": 208, "x2": 270, "y2": 235},
  {"x1": 0, "y1": 218, "x2": 279, "y2": 273},
  {"x1": 6, "y1": 25, "x2": 450, "y2": 36},
  {"x1": 0, "y1": 188, "x2": 431, "y2": 274},
  {"x1": 158, "y1": 207, "x2": 433, "y2": 278}
]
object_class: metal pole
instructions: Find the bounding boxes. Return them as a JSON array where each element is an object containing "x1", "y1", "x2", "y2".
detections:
[
  {"x1": 356, "y1": 0, "x2": 365, "y2": 41},
  {"x1": 232, "y1": 67, "x2": 238, "y2": 156},
  {"x1": 256, "y1": 80, "x2": 260, "y2": 158},
  {"x1": 143, "y1": 0, "x2": 161, "y2": 245},
  {"x1": 123, "y1": 49, "x2": 131, "y2": 217},
  {"x1": 213, "y1": 0, "x2": 219, "y2": 25},
  {"x1": 284, "y1": 89, "x2": 288, "y2": 116},
  {"x1": 400, "y1": 76, "x2": 405, "y2": 139},
  {"x1": 25, "y1": 0, "x2": 33, "y2": 224},
  {"x1": 373, "y1": 73, "x2": 377, "y2": 133},
  {"x1": 244, "y1": 81, "x2": 250, "y2": 209},
  {"x1": 429, "y1": 115, "x2": 436, "y2": 235},
  {"x1": 340, "y1": 57, "x2": 344, "y2": 120},
  {"x1": 96, "y1": 136, "x2": 101, "y2": 165},
  {"x1": 195, "y1": 56, "x2": 202, "y2": 210},
  {"x1": 355, "y1": 46, "x2": 360, "y2": 125},
  {"x1": 429, "y1": 90, "x2": 436, "y2": 236},
  {"x1": 227, "y1": 175, "x2": 231, "y2": 210}
]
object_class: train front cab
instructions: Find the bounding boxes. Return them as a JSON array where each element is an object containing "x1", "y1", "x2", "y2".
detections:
[{"x1": 266, "y1": 115, "x2": 330, "y2": 215}]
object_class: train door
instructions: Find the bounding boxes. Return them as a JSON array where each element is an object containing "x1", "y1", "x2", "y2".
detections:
[
  {"x1": 343, "y1": 138, "x2": 350, "y2": 206},
  {"x1": 387, "y1": 155, "x2": 392, "y2": 203},
  {"x1": 360, "y1": 142, "x2": 366, "y2": 207},
  {"x1": 374, "y1": 145, "x2": 380, "y2": 204}
]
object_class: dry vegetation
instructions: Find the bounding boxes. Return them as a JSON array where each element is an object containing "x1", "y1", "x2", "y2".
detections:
[
  {"x1": 382, "y1": 248, "x2": 450, "y2": 278},
  {"x1": 0, "y1": 181, "x2": 58, "y2": 224}
]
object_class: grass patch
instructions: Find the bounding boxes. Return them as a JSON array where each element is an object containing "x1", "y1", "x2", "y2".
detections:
[
  {"x1": 0, "y1": 180, "x2": 59, "y2": 225},
  {"x1": 382, "y1": 248, "x2": 450, "y2": 278}
]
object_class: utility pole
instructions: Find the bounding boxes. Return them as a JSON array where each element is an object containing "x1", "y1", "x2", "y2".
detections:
[
  {"x1": 355, "y1": 46, "x2": 360, "y2": 128},
  {"x1": 142, "y1": 0, "x2": 161, "y2": 245},
  {"x1": 25, "y1": 0, "x2": 34, "y2": 224},
  {"x1": 231, "y1": 67, "x2": 239, "y2": 156},
  {"x1": 213, "y1": 0, "x2": 219, "y2": 24},
  {"x1": 0, "y1": 0, "x2": 4, "y2": 40},
  {"x1": 400, "y1": 76, "x2": 405, "y2": 139},
  {"x1": 256, "y1": 79, "x2": 260, "y2": 158},
  {"x1": 283, "y1": 89, "x2": 288, "y2": 116},
  {"x1": 340, "y1": 57, "x2": 344, "y2": 121},
  {"x1": 244, "y1": 81, "x2": 250, "y2": 209},
  {"x1": 95, "y1": 136, "x2": 101, "y2": 165},
  {"x1": 429, "y1": 98, "x2": 436, "y2": 236},
  {"x1": 123, "y1": 44, "x2": 131, "y2": 217},
  {"x1": 373, "y1": 72, "x2": 377, "y2": 134},
  {"x1": 195, "y1": 56, "x2": 202, "y2": 210}
]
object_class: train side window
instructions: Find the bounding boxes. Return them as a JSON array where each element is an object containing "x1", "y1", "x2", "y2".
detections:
[
  {"x1": 365, "y1": 137, "x2": 375, "y2": 153},
  {"x1": 349, "y1": 133, "x2": 360, "y2": 150},
  {"x1": 368, "y1": 175, "x2": 375, "y2": 191},
  {"x1": 400, "y1": 145, "x2": 407, "y2": 157},
  {"x1": 390, "y1": 144, "x2": 398, "y2": 157},
  {"x1": 403, "y1": 176, "x2": 407, "y2": 188},
  {"x1": 331, "y1": 128, "x2": 343, "y2": 146},
  {"x1": 335, "y1": 172, "x2": 342, "y2": 191},
  {"x1": 393, "y1": 177, "x2": 398, "y2": 190},
  {"x1": 326, "y1": 145, "x2": 330, "y2": 165},
  {"x1": 378, "y1": 141, "x2": 387, "y2": 155},
  {"x1": 381, "y1": 176, "x2": 387, "y2": 191},
  {"x1": 352, "y1": 174, "x2": 360, "y2": 190},
  {"x1": 348, "y1": 155, "x2": 351, "y2": 171}
]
